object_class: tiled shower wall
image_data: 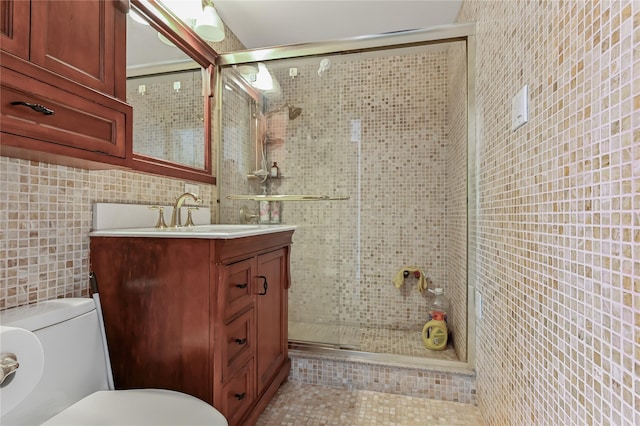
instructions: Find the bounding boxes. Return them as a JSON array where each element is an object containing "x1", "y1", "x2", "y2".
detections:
[
  {"x1": 459, "y1": 0, "x2": 638, "y2": 424},
  {"x1": 254, "y1": 48, "x2": 469, "y2": 351},
  {"x1": 218, "y1": 78, "x2": 256, "y2": 224},
  {"x1": 447, "y1": 41, "x2": 469, "y2": 363}
]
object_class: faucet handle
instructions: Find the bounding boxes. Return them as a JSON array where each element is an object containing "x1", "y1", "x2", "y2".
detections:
[
  {"x1": 148, "y1": 206, "x2": 167, "y2": 229},
  {"x1": 185, "y1": 207, "x2": 199, "y2": 227},
  {"x1": 239, "y1": 206, "x2": 259, "y2": 224}
]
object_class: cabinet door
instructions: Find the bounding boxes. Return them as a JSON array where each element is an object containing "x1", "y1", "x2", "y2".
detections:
[
  {"x1": 255, "y1": 248, "x2": 288, "y2": 394},
  {"x1": 90, "y1": 238, "x2": 213, "y2": 403},
  {"x1": 30, "y1": 0, "x2": 121, "y2": 96},
  {"x1": 0, "y1": 0, "x2": 30, "y2": 59}
]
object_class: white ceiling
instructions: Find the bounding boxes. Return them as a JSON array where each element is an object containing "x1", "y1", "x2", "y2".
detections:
[
  {"x1": 214, "y1": 1, "x2": 463, "y2": 49},
  {"x1": 126, "y1": 1, "x2": 463, "y2": 72}
]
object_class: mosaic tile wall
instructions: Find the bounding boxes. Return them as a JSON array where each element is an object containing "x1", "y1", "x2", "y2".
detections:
[
  {"x1": 0, "y1": 157, "x2": 216, "y2": 309},
  {"x1": 458, "y1": 0, "x2": 639, "y2": 424},
  {"x1": 447, "y1": 41, "x2": 469, "y2": 362},
  {"x1": 218, "y1": 77, "x2": 257, "y2": 224},
  {"x1": 126, "y1": 70, "x2": 205, "y2": 169},
  {"x1": 288, "y1": 351, "x2": 477, "y2": 404},
  {"x1": 274, "y1": 50, "x2": 466, "y2": 339},
  {"x1": 219, "y1": 49, "x2": 470, "y2": 350}
]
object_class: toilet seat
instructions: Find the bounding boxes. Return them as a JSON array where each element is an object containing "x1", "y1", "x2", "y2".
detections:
[{"x1": 42, "y1": 389, "x2": 228, "y2": 426}]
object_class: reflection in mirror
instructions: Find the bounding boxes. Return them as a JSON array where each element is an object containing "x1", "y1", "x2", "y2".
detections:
[
  {"x1": 126, "y1": 70, "x2": 205, "y2": 168},
  {"x1": 126, "y1": 9, "x2": 209, "y2": 173}
]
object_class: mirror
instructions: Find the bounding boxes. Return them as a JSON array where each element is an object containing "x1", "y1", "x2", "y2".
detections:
[{"x1": 126, "y1": 0, "x2": 217, "y2": 184}]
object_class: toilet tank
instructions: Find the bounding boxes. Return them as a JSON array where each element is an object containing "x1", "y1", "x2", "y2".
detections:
[{"x1": 0, "y1": 298, "x2": 110, "y2": 426}]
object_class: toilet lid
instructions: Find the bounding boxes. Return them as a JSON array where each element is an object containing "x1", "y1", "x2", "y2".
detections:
[{"x1": 42, "y1": 389, "x2": 228, "y2": 426}]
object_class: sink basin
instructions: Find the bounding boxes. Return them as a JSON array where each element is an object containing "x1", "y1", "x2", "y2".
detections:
[
  {"x1": 171, "y1": 225, "x2": 261, "y2": 232},
  {"x1": 90, "y1": 224, "x2": 295, "y2": 239}
]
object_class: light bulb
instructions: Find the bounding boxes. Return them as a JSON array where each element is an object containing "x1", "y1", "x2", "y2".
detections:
[{"x1": 195, "y1": 5, "x2": 226, "y2": 42}]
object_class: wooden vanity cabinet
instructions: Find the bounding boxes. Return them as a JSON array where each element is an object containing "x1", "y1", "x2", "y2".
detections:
[
  {"x1": 90, "y1": 231, "x2": 294, "y2": 426},
  {"x1": 0, "y1": 0, "x2": 131, "y2": 168}
]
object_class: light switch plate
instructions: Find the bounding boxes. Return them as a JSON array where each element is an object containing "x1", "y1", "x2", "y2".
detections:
[
  {"x1": 511, "y1": 85, "x2": 528, "y2": 131},
  {"x1": 475, "y1": 290, "x2": 483, "y2": 319}
]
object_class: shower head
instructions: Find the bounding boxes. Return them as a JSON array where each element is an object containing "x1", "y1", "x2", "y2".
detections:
[
  {"x1": 288, "y1": 105, "x2": 302, "y2": 120},
  {"x1": 265, "y1": 104, "x2": 302, "y2": 120}
]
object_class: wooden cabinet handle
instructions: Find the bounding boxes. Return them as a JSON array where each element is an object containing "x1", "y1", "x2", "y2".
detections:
[
  {"x1": 258, "y1": 275, "x2": 268, "y2": 295},
  {"x1": 235, "y1": 283, "x2": 247, "y2": 289},
  {"x1": 11, "y1": 101, "x2": 55, "y2": 115},
  {"x1": 234, "y1": 338, "x2": 247, "y2": 345},
  {"x1": 235, "y1": 392, "x2": 246, "y2": 400}
]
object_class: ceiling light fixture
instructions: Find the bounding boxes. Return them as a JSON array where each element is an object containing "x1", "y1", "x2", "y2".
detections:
[
  {"x1": 132, "y1": 0, "x2": 225, "y2": 45},
  {"x1": 195, "y1": 1, "x2": 226, "y2": 42}
]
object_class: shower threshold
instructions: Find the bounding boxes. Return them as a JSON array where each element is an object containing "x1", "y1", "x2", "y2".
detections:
[
  {"x1": 288, "y1": 339, "x2": 360, "y2": 351},
  {"x1": 288, "y1": 320, "x2": 458, "y2": 362}
]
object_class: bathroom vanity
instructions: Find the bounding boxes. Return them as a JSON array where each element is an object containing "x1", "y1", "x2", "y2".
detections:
[{"x1": 89, "y1": 226, "x2": 294, "y2": 426}]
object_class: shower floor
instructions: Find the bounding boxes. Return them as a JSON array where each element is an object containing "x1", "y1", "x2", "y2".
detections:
[{"x1": 288, "y1": 321, "x2": 458, "y2": 361}]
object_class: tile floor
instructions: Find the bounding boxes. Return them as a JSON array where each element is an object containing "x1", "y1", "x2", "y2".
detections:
[
  {"x1": 257, "y1": 381, "x2": 484, "y2": 425},
  {"x1": 289, "y1": 321, "x2": 459, "y2": 361}
]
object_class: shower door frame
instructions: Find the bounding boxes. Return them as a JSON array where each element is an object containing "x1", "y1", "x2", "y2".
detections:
[{"x1": 215, "y1": 22, "x2": 477, "y2": 372}]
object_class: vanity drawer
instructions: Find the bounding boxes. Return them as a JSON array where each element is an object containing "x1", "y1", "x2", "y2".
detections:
[
  {"x1": 221, "y1": 258, "x2": 254, "y2": 320},
  {"x1": 220, "y1": 358, "x2": 255, "y2": 426},
  {"x1": 0, "y1": 65, "x2": 129, "y2": 159},
  {"x1": 221, "y1": 308, "x2": 254, "y2": 382}
]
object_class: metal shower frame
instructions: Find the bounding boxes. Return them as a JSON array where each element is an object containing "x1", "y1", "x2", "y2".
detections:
[{"x1": 214, "y1": 22, "x2": 477, "y2": 373}]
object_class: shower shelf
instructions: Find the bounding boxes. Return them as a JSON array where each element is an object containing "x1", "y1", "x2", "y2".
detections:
[
  {"x1": 227, "y1": 194, "x2": 350, "y2": 202},
  {"x1": 246, "y1": 174, "x2": 285, "y2": 180}
]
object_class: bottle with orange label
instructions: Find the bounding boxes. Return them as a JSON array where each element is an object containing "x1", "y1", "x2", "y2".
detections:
[
  {"x1": 423, "y1": 287, "x2": 450, "y2": 351},
  {"x1": 422, "y1": 311, "x2": 448, "y2": 350}
]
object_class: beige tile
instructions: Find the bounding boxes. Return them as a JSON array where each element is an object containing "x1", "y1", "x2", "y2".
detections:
[{"x1": 257, "y1": 382, "x2": 483, "y2": 426}]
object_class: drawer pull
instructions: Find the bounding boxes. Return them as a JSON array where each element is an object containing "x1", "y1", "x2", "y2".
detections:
[
  {"x1": 258, "y1": 275, "x2": 268, "y2": 295},
  {"x1": 234, "y1": 338, "x2": 247, "y2": 345},
  {"x1": 234, "y1": 283, "x2": 248, "y2": 289},
  {"x1": 234, "y1": 392, "x2": 246, "y2": 400},
  {"x1": 11, "y1": 101, "x2": 55, "y2": 115}
]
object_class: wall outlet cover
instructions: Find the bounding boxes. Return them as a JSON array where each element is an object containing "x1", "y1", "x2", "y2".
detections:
[{"x1": 184, "y1": 183, "x2": 199, "y2": 195}]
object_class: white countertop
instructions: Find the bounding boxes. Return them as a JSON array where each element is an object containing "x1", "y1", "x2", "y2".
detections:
[{"x1": 89, "y1": 224, "x2": 296, "y2": 239}]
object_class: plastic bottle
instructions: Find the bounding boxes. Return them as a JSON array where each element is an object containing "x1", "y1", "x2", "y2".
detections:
[
  {"x1": 259, "y1": 186, "x2": 270, "y2": 224},
  {"x1": 426, "y1": 287, "x2": 451, "y2": 324},
  {"x1": 423, "y1": 288, "x2": 450, "y2": 351},
  {"x1": 422, "y1": 311, "x2": 448, "y2": 350},
  {"x1": 269, "y1": 188, "x2": 280, "y2": 223}
]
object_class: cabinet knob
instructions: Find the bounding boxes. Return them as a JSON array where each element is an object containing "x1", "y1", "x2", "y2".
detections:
[
  {"x1": 234, "y1": 338, "x2": 247, "y2": 345},
  {"x1": 234, "y1": 283, "x2": 248, "y2": 289},
  {"x1": 11, "y1": 101, "x2": 55, "y2": 115},
  {"x1": 234, "y1": 392, "x2": 246, "y2": 400}
]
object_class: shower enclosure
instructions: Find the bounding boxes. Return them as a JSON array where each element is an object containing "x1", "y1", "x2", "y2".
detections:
[{"x1": 218, "y1": 24, "x2": 475, "y2": 366}]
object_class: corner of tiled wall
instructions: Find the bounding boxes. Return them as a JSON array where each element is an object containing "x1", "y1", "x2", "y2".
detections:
[{"x1": 459, "y1": 0, "x2": 638, "y2": 424}]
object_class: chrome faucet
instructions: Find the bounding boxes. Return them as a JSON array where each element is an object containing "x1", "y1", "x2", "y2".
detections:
[{"x1": 170, "y1": 192, "x2": 202, "y2": 227}]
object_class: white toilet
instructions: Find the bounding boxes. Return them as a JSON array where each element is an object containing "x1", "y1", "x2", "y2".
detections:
[{"x1": 0, "y1": 298, "x2": 228, "y2": 425}]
